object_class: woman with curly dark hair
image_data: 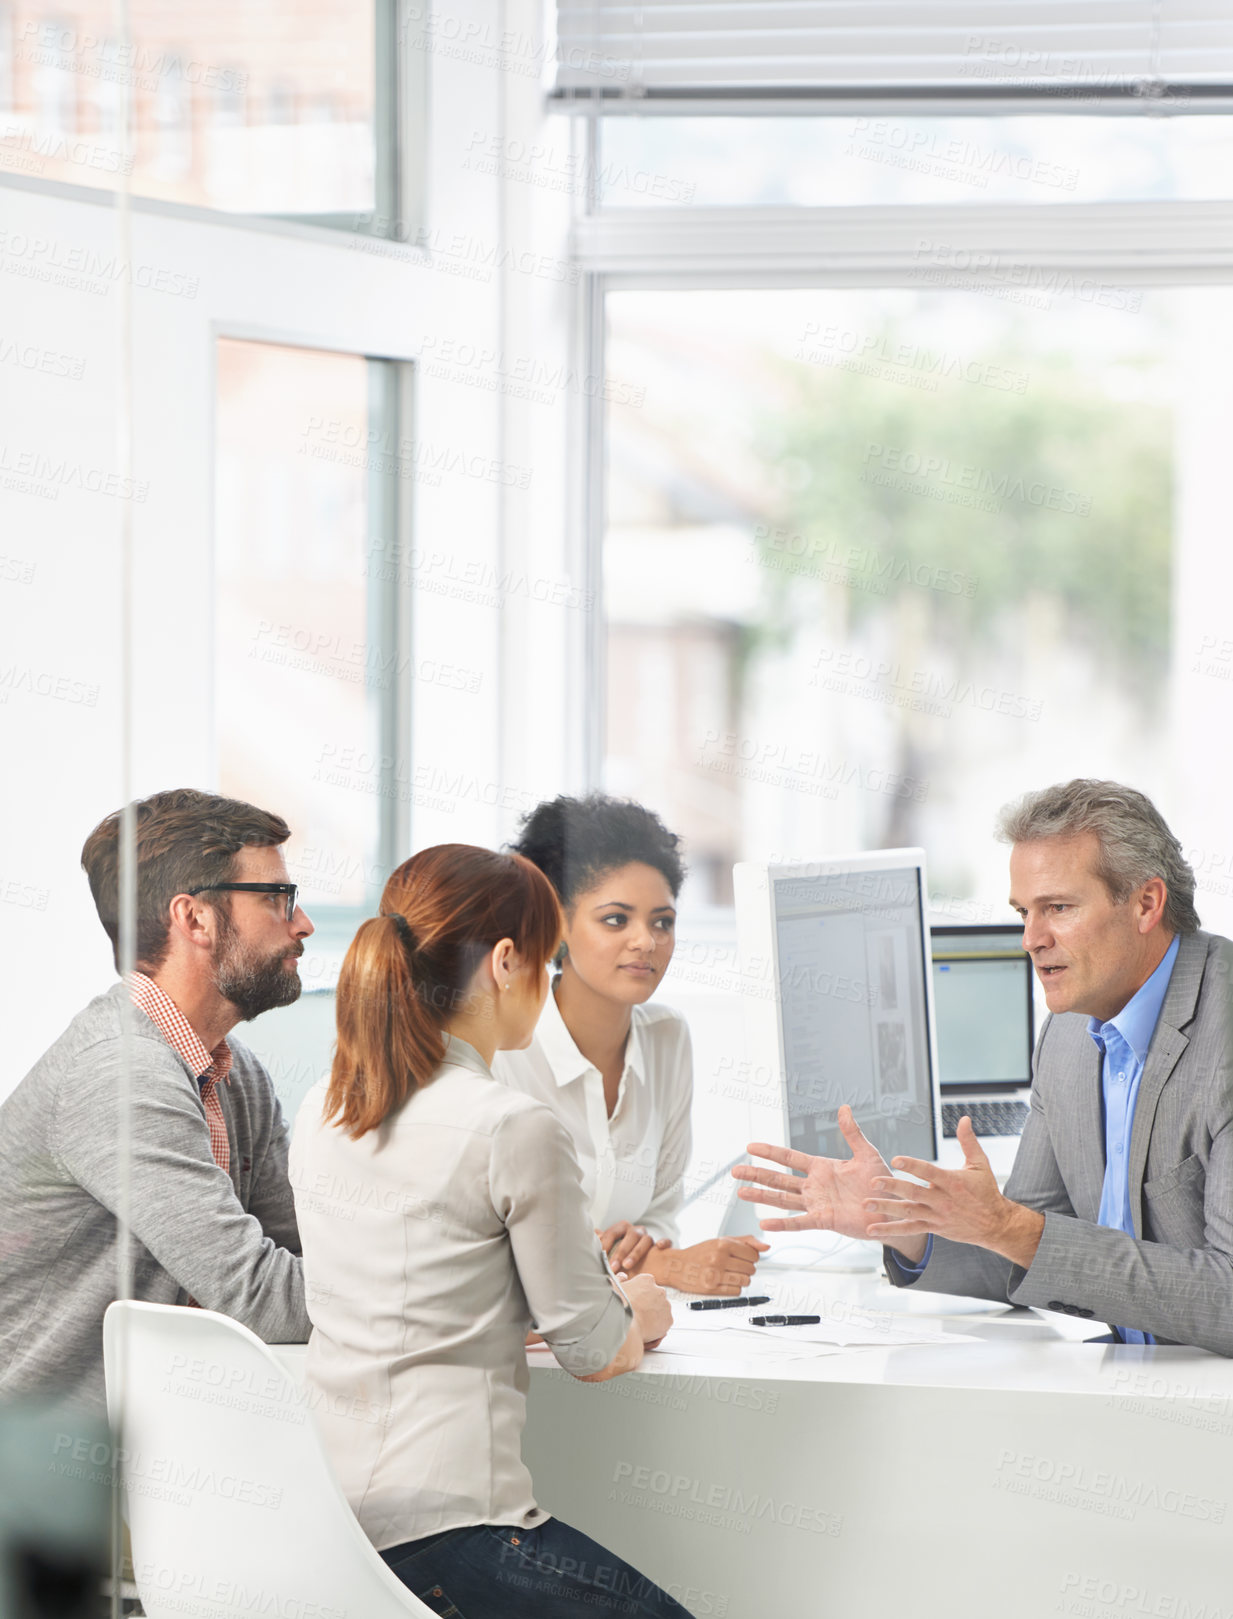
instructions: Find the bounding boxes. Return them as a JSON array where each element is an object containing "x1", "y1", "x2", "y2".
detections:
[{"x1": 494, "y1": 796, "x2": 767, "y2": 1297}]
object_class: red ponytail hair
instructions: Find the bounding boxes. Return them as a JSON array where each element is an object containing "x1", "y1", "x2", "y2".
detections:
[{"x1": 326, "y1": 844, "x2": 561, "y2": 1137}]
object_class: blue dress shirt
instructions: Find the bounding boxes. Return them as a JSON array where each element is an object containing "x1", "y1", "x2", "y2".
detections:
[
  {"x1": 1087, "y1": 933, "x2": 1180, "y2": 1345},
  {"x1": 893, "y1": 935, "x2": 1181, "y2": 1327}
]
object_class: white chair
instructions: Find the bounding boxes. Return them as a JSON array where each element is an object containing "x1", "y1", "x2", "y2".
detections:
[{"x1": 103, "y1": 1301, "x2": 435, "y2": 1618}]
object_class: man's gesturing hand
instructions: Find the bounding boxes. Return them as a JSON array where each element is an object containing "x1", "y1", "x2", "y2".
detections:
[
  {"x1": 731, "y1": 1105, "x2": 924, "y2": 1257},
  {"x1": 862, "y1": 1116, "x2": 1044, "y2": 1268}
]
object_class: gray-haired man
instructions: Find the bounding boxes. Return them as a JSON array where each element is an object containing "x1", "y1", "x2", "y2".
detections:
[{"x1": 734, "y1": 780, "x2": 1233, "y2": 1354}]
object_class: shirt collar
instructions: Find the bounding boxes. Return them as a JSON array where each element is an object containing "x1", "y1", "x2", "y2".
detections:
[
  {"x1": 127, "y1": 971, "x2": 232, "y2": 1088},
  {"x1": 536, "y1": 983, "x2": 593, "y2": 1086},
  {"x1": 1086, "y1": 933, "x2": 1180, "y2": 1064},
  {"x1": 441, "y1": 1033, "x2": 494, "y2": 1079},
  {"x1": 536, "y1": 981, "x2": 646, "y2": 1089}
]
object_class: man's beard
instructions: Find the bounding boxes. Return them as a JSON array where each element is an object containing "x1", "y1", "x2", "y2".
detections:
[{"x1": 212, "y1": 911, "x2": 303, "y2": 1021}]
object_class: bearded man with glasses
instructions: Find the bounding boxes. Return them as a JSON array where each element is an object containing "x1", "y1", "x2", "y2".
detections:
[{"x1": 0, "y1": 788, "x2": 314, "y2": 1411}]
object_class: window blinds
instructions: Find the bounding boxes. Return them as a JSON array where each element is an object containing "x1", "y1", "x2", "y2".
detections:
[{"x1": 553, "y1": 2, "x2": 1233, "y2": 105}]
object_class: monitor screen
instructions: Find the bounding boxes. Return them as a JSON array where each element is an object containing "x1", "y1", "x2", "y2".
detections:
[
  {"x1": 765, "y1": 859, "x2": 937, "y2": 1165},
  {"x1": 931, "y1": 925, "x2": 1034, "y2": 1092}
]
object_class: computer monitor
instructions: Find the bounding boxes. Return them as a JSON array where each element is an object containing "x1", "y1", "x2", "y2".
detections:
[
  {"x1": 734, "y1": 850, "x2": 941, "y2": 1169},
  {"x1": 930, "y1": 924, "x2": 1035, "y2": 1093}
]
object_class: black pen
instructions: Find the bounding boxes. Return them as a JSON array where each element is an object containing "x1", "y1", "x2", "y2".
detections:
[
  {"x1": 688, "y1": 1295, "x2": 771, "y2": 1311},
  {"x1": 750, "y1": 1315, "x2": 822, "y2": 1327}
]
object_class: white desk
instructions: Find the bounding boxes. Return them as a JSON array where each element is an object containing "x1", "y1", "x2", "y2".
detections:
[{"x1": 518, "y1": 1269, "x2": 1233, "y2": 1619}]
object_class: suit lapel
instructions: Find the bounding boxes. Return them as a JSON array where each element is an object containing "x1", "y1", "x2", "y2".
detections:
[
  {"x1": 1074, "y1": 1036, "x2": 1106, "y2": 1222},
  {"x1": 1127, "y1": 933, "x2": 1205, "y2": 1236}
]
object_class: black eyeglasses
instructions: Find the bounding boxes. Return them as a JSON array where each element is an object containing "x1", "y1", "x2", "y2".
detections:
[{"x1": 187, "y1": 882, "x2": 299, "y2": 921}]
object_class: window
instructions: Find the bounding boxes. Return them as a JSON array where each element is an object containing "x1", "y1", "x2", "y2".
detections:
[
  {"x1": 595, "y1": 113, "x2": 1233, "y2": 208},
  {"x1": 215, "y1": 337, "x2": 411, "y2": 981},
  {"x1": 0, "y1": 0, "x2": 408, "y2": 223},
  {"x1": 604, "y1": 285, "x2": 1187, "y2": 917},
  {"x1": 561, "y1": 5, "x2": 1233, "y2": 1206}
]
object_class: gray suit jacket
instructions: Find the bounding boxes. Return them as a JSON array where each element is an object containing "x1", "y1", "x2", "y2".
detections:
[{"x1": 886, "y1": 930, "x2": 1233, "y2": 1354}]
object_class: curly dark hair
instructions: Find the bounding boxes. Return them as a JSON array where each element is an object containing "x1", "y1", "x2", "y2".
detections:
[{"x1": 510, "y1": 794, "x2": 686, "y2": 910}]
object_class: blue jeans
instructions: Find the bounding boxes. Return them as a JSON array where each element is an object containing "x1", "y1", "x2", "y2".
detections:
[{"x1": 380, "y1": 1517, "x2": 697, "y2": 1618}]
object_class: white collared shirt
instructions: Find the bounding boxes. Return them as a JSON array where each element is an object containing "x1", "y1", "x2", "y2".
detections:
[
  {"x1": 290, "y1": 1036, "x2": 632, "y2": 1548},
  {"x1": 492, "y1": 988, "x2": 693, "y2": 1244}
]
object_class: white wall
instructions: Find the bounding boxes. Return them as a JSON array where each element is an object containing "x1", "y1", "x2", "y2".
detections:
[{"x1": 0, "y1": 0, "x2": 582, "y2": 1089}]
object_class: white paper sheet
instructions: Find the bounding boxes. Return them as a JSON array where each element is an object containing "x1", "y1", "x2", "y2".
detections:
[
  {"x1": 650, "y1": 1327, "x2": 836, "y2": 1363},
  {"x1": 732, "y1": 1315, "x2": 979, "y2": 1349}
]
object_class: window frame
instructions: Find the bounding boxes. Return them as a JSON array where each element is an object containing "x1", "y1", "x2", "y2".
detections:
[
  {"x1": 210, "y1": 332, "x2": 416, "y2": 957},
  {"x1": 570, "y1": 104, "x2": 1233, "y2": 819},
  {"x1": 0, "y1": 0, "x2": 425, "y2": 240}
]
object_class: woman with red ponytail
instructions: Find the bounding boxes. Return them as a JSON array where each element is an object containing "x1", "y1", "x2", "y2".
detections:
[{"x1": 290, "y1": 844, "x2": 691, "y2": 1619}]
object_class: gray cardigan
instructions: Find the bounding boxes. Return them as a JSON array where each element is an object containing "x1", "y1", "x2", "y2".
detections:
[{"x1": 0, "y1": 981, "x2": 309, "y2": 1409}]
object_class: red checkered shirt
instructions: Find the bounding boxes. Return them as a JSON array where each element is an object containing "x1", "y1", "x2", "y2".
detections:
[{"x1": 128, "y1": 971, "x2": 233, "y2": 1176}]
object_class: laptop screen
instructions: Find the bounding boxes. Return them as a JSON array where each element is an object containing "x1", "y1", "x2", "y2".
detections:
[{"x1": 931, "y1": 924, "x2": 1035, "y2": 1094}]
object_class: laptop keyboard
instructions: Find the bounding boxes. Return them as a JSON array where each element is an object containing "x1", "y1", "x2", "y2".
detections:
[{"x1": 942, "y1": 1100, "x2": 1029, "y2": 1139}]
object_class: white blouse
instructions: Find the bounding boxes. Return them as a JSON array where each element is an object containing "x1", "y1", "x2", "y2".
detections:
[
  {"x1": 492, "y1": 989, "x2": 693, "y2": 1245},
  {"x1": 289, "y1": 1036, "x2": 632, "y2": 1550}
]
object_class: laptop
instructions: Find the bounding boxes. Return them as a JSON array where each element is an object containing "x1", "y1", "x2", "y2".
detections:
[{"x1": 930, "y1": 923, "x2": 1036, "y2": 1177}]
